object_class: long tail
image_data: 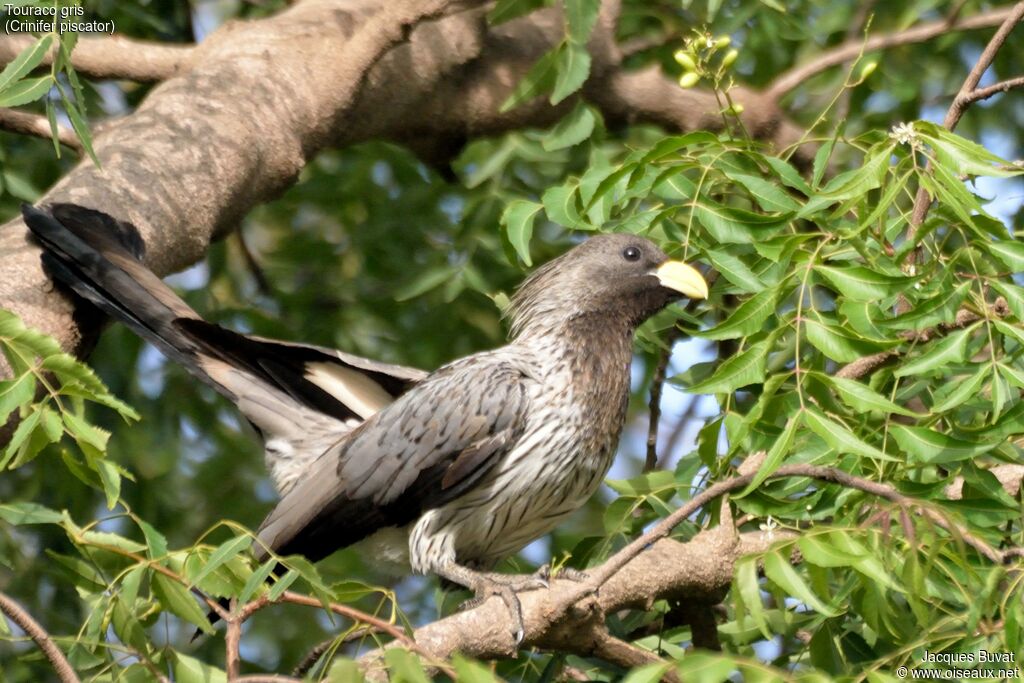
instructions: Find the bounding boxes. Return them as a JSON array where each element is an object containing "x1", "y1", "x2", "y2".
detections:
[
  {"x1": 22, "y1": 203, "x2": 424, "y2": 420},
  {"x1": 24, "y1": 203, "x2": 425, "y2": 496}
]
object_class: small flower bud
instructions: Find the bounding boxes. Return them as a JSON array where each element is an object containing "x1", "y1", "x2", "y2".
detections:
[
  {"x1": 678, "y1": 72, "x2": 701, "y2": 88},
  {"x1": 721, "y1": 49, "x2": 739, "y2": 68},
  {"x1": 859, "y1": 61, "x2": 877, "y2": 80},
  {"x1": 714, "y1": 36, "x2": 732, "y2": 49},
  {"x1": 673, "y1": 49, "x2": 697, "y2": 71}
]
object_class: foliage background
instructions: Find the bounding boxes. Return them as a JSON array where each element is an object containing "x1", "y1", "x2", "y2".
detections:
[{"x1": 0, "y1": 0, "x2": 1023, "y2": 681}]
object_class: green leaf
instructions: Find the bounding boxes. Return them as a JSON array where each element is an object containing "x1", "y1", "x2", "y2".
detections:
[
  {"x1": 0, "y1": 502, "x2": 63, "y2": 525},
  {"x1": 815, "y1": 265, "x2": 913, "y2": 301},
  {"x1": 697, "y1": 289, "x2": 778, "y2": 340},
  {"x1": 0, "y1": 76, "x2": 54, "y2": 108},
  {"x1": 565, "y1": 0, "x2": 600, "y2": 43},
  {"x1": 798, "y1": 534, "x2": 862, "y2": 568},
  {"x1": 813, "y1": 147, "x2": 889, "y2": 202},
  {"x1": 501, "y1": 47, "x2": 558, "y2": 112},
  {"x1": 764, "y1": 155, "x2": 811, "y2": 195},
  {"x1": 685, "y1": 340, "x2": 769, "y2": 394},
  {"x1": 735, "y1": 557, "x2": 771, "y2": 639},
  {"x1": 917, "y1": 122, "x2": 1022, "y2": 178},
  {"x1": 764, "y1": 550, "x2": 838, "y2": 616},
  {"x1": 551, "y1": 42, "x2": 591, "y2": 104},
  {"x1": 1, "y1": 409, "x2": 42, "y2": 470},
  {"x1": 171, "y1": 652, "x2": 227, "y2": 683},
  {"x1": 620, "y1": 663, "x2": 673, "y2": 683},
  {"x1": 500, "y1": 200, "x2": 541, "y2": 266},
  {"x1": 0, "y1": 34, "x2": 54, "y2": 93},
  {"x1": 62, "y1": 95, "x2": 98, "y2": 166},
  {"x1": 694, "y1": 201, "x2": 788, "y2": 244},
  {"x1": 884, "y1": 280, "x2": 971, "y2": 331},
  {"x1": 189, "y1": 535, "x2": 252, "y2": 588},
  {"x1": 151, "y1": 573, "x2": 214, "y2": 634},
  {"x1": 268, "y1": 568, "x2": 299, "y2": 601},
  {"x1": 702, "y1": 248, "x2": 764, "y2": 293},
  {"x1": 984, "y1": 240, "x2": 1024, "y2": 272},
  {"x1": 893, "y1": 325, "x2": 975, "y2": 377},
  {"x1": 97, "y1": 459, "x2": 122, "y2": 509},
  {"x1": 385, "y1": 649, "x2": 431, "y2": 683},
  {"x1": 803, "y1": 318, "x2": 893, "y2": 363},
  {"x1": 542, "y1": 183, "x2": 584, "y2": 228},
  {"x1": 136, "y1": 518, "x2": 169, "y2": 560},
  {"x1": 0, "y1": 373, "x2": 35, "y2": 425},
  {"x1": 826, "y1": 375, "x2": 922, "y2": 417},
  {"x1": 803, "y1": 407, "x2": 893, "y2": 460},
  {"x1": 62, "y1": 411, "x2": 110, "y2": 452},
  {"x1": 238, "y1": 559, "x2": 276, "y2": 604},
  {"x1": 727, "y1": 172, "x2": 801, "y2": 212},
  {"x1": 890, "y1": 425, "x2": 998, "y2": 463},
  {"x1": 78, "y1": 530, "x2": 147, "y2": 554},
  {"x1": 812, "y1": 138, "x2": 834, "y2": 189},
  {"x1": 739, "y1": 413, "x2": 801, "y2": 496},
  {"x1": 930, "y1": 364, "x2": 989, "y2": 412},
  {"x1": 542, "y1": 101, "x2": 596, "y2": 150}
]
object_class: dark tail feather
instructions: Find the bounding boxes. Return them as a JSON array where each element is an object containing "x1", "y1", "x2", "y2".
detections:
[{"x1": 21, "y1": 203, "x2": 241, "y2": 400}]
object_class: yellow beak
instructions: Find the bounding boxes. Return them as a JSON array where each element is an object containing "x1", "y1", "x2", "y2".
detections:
[{"x1": 653, "y1": 261, "x2": 708, "y2": 300}]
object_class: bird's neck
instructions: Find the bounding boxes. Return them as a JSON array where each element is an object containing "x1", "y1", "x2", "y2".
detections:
[{"x1": 516, "y1": 311, "x2": 637, "y2": 383}]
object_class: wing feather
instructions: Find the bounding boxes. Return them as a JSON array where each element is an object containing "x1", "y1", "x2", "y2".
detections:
[{"x1": 254, "y1": 356, "x2": 531, "y2": 563}]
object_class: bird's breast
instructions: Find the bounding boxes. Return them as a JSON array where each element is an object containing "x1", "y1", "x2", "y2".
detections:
[{"x1": 408, "y1": 343, "x2": 634, "y2": 571}]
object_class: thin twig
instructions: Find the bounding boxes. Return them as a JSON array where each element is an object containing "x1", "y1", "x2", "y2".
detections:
[
  {"x1": 0, "y1": 108, "x2": 82, "y2": 153},
  {"x1": 768, "y1": 5, "x2": 1020, "y2": 98},
  {"x1": 236, "y1": 590, "x2": 453, "y2": 674},
  {"x1": 0, "y1": 591, "x2": 80, "y2": 683},
  {"x1": 908, "y1": 1, "x2": 1024, "y2": 234},
  {"x1": 226, "y1": 598, "x2": 241, "y2": 680},
  {"x1": 646, "y1": 328, "x2": 682, "y2": 471},
  {"x1": 234, "y1": 230, "x2": 273, "y2": 297},
  {"x1": 958, "y1": 74, "x2": 1024, "y2": 106}
]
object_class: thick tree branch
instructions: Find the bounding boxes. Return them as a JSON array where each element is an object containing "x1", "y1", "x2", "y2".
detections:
[
  {"x1": 0, "y1": 107, "x2": 81, "y2": 153},
  {"x1": 768, "y1": 4, "x2": 1021, "y2": 98},
  {"x1": 0, "y1": 33, "x2": 194, "y2": 81},
  {"x1": 0, "y1": 590, "x2": 80, "y2": 683}
]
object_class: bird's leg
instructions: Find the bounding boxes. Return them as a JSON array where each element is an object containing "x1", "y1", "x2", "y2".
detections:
[{"x1": 436, "y1": 562, "x2": 546, "y2": 644}]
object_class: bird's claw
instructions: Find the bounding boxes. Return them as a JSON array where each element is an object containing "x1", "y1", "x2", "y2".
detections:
[
  {"x1": 457, "y1": 576, "x2": 528, "y2": 644},
  {"x1": 454, "y1": 568, "x2": 587, "y2": 645}
]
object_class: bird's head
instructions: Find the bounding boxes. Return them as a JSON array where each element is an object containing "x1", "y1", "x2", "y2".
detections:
[{"x1": 508, "y1": 234, "x2": 708, "y2": 339}]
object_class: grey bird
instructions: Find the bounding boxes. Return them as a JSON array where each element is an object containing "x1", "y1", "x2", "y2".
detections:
[{"x1": 23, "y1": 203, "x2": 708, "y2": 641}]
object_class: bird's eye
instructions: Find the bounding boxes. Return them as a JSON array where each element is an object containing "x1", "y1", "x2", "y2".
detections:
[{"x1": 622, "y1": 246, "x2": 642, "y2": 262}]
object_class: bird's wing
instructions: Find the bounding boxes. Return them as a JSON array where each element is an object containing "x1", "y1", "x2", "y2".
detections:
[
  {"x1": 254, "y1": 356, "x2": 532, "y2": 563},
  {"x1": 22, "y1": 203, "x2": 425, "y2": 432}
]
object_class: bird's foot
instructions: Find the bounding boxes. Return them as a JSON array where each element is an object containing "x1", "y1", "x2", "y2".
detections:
[{"x1": 457, "y1": 574, "x2": 537, "y2": 644}]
